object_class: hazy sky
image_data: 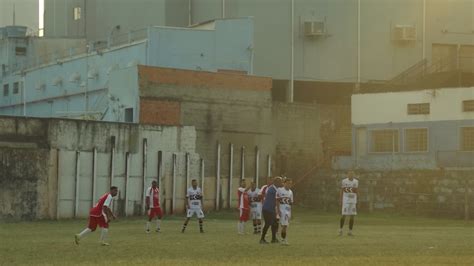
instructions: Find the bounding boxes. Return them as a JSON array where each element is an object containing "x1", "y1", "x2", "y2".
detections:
[{"x1": 0, "y1": 0, "x2": 39, "y2": 31}]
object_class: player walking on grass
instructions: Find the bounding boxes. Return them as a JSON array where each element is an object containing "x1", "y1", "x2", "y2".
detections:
[
  {"x1": 75, "y1": 186, "x2": 118, "y2": 246},
  {"x1": 276, "y1": 178, "x2": 293, "y2": 245},
  {"x1": 145, "y1": 180, "x2": 163, "y2": 234},
  {"x1": 260, "y1": 176, "x2": 283, "y2": 244},
  {"x1": 248, "y1": 181, "x2": 262, "y2": 234},
  {"x1": 339, "y1": 170, "x2": 359, "y2": 236},
  {"x1": 237, "y1": 179, "x2": 250, "y2": 235},
  {"x1": 182, "y1": 179, "x2": 205, "y2": 233}
]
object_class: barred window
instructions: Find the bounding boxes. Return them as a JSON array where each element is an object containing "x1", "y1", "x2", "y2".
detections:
[
  {"x1": 370, "y1": 129, "x2": 399, "y2": 153},
  {"x1": 461, "y1": 127, "x2": 474, "y2": 151},
  {"x1": 463, "y1": 100, "x2": 474, "y2": 112},
  {"x1": 3, "y1": 84, "x2": 9, "y2": 96},
  {"x1": 73, "y1": 7, "x2": 81, "y2": 20},
  {"x1": 405, "y1": 128, "x2": 428, "y2": 152},
  {"x1": 13, "y1": 82, "x2": 19, "y2": 94},
  {"x1": 407, "y1": 103, "x2": 430, "y2": 115}
]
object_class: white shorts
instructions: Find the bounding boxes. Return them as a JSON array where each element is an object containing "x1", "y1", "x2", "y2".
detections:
[
  {"x1": 250, "y1": 203, "x2": 262, "y2": 220},
  {"x1": 342, "y1": 202, "x2": 357, "y2": 216},
  {"x1": 187, "y1": 208, "x2": 205, "y2": 219},
  {"x1": 279, "y1": 205, "x2": 291, "y2": 226}
]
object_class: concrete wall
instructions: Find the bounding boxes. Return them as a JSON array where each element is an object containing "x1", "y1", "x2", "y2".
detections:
[
  {"x1": 352, "y1": 87, "x2": 474, "y2": 125},
  {"x1": 0, "y1": 116, "x2": 203, "y2": 220},
  {"x1": 296, "y1": 169, "x2": 474, "y2": 219}
]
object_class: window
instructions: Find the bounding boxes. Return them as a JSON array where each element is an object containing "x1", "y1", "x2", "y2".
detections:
[
  {"x1": 73, "y1": 7, "x2": 81, "y2": 20},
  {"x1": 405, "y1": 128, "x2": 428, "y2": 152},
  {"x1": 461, "y1": 127, "x2": 474, "y2": 151},
  {"x1": 3, "y1": 84, "x2": 9, "y2": 96},
  {"x1": 463, "y1": 100, "x2": 474, "y2": 112},
  {"x1": 370, "y1": 129, "x2": 399, "y2": 153},
  {"x1": 124, "y1": 108, "x2": 134, "y2": 123},
  {"x1": 407, "y1": 103, "x2": 430, "y2": 115},
  {"x1": 13, "y1": 82, "x2": 19, "y2": 94},
  {"x1": 15, "y1": 47, "x2": 26, "y2": 56}
]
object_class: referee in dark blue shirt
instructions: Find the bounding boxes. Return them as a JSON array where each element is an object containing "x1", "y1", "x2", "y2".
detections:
[{"x1": 260, "y1": 176, "x2": 283, "y2": 244}]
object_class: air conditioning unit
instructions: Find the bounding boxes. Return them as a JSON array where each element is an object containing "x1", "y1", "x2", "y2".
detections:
[
  {"x1": 69, "y1": 72, "x2": 81, "y2": 83},
  {"x1": 35, "y1": 81, "x2": 46, "y2": 90},
  {"x1": 304, "y1": 21, "x2": 326, "y2": 37},
  {"x1": 393, "y1": 25, "x2": 416, "y2": 41},
  {"x1": 52, "y1": 77, "x2": 63, "y2": 86}
]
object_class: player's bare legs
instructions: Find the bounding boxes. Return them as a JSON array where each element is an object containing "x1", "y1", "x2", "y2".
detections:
[
  {"x1": 339, "y1": 215, "x2": 346, "y2": 236},
  {"x1": 198, "y1": 218, "x2": 204, "y2": 233},
  {"x1": 348, "y1": 215, "x2": 355, "y2": 236},
  {"x1": 146, "y1": 215, "x2": 162, "y2": 233},
  {"x1": 280, "y1": 225, "x2": 288, "y2": 245},
  {"x1": 181, "y1": 217, "x2": 190, "y2": 233}
]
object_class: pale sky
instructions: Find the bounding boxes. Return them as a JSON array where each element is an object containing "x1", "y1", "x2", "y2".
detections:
[{"x1": 0, "y1": 0, "x2": 39, "y2": 32}]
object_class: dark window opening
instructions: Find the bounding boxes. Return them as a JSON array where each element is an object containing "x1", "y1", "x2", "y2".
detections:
[
  {"x1": 124, "y1": 108, "x2": 134, "y2": 123},
  {"x1": 15, "y1": 47, "x2": 27, "y2": 56}
]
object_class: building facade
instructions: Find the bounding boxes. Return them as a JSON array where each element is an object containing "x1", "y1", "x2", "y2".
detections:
[
  {"x1": 334, "y1": 86, "x2": 474, "y2": 170},
  {"x1": 0, "y1": 18, "x2": 254, "y2": 122},
  {"x1": 43, "y1": 0, "x2": 474, "y2": 91}
]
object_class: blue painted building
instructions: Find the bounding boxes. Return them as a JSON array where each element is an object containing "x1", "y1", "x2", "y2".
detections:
[
  {"x1": 334, "y1": 87, "x2": 474, "y2": 170},
  {"x1": 0, "y1": 18, "x2": 254, "y2": 122}
]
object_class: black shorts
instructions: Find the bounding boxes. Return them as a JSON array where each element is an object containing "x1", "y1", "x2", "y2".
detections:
[{"x1": 262, "y1": 210, "x2": 276, "y2": 225}]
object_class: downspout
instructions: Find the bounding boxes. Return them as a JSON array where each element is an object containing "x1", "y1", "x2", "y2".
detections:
[
  {"x1": 222, "y1": 0, "x2": 226, "y2": 18},
  {"x1": 289, "y1": 0, "x2": 295, "y2": 103},
  {"x1": 422, "y1": 0, "x2": 426, "y2": 60},
  {"x1": 188, "y1": 0, "x2": 192, "y2": 26},
  {"x1": 357, "y1": 0, "x2": 361, "y2": 88}
]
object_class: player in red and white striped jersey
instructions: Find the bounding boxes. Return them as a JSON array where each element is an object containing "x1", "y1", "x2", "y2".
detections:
[
  {"x1": 237, "y1": 179, "x2": 250, "y2": 235},
  {"x1": 75, "y1": 186, "x2": 118, "y2": 246},
  {"x1": 145, "y1": 180, "x2": 163, "y2": 233}
]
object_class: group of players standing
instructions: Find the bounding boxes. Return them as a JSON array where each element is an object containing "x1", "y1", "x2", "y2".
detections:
[{"x1": 74, "y1": 171, "x2": 359, "y2": 246}]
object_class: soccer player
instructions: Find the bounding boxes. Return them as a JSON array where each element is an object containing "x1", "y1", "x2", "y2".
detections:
[
  {"x1": 75, "y1": 186, "x2": 118, "y2": 246},
  {"x1": 258, "y1": 176, "x2": 273, "y2": 201},
  {"x1": 276, "y1": 178, "x2": 293, "y2": 245},
  {"x1": 145, "y1": 180, "x2": 163, "y2": 233},
  {"x1": 260, "y1": 176, "x2": 283, "y2": 244},
  {"x1": 339, "y1": 170, "x2": 359, "y2": 236},
  {"x1": 182, "y1": 179, "x2": 205, "y2": 233},
  {"x1": 248, "y1": 181, "x2": 262, "y2": 234},
  {"x1": 237, "y1": 179, "x2": 250, "y2": 235}
]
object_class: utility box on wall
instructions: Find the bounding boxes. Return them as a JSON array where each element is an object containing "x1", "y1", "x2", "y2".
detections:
[{"x1": 304, "y1": 21, "x2": 326, "y2": 37}]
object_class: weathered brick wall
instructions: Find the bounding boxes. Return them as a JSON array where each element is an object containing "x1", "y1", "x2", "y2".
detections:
[
  {"x1": 140, "y1": 98, "x2": 181, "y2": 125},
  {"x1": 296, "y1": 169, "x2": 474, "y2": 219}
]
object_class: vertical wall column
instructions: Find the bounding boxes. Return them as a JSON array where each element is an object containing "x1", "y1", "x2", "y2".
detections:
[
  {"x1": 200, "y1": 158, "x2": 205, "y2": 195},
  {"x1": 157, "y1": 151, "x2": 164, "y2": 213},
  {"x1": 228, "y1": 143, "x2": 234, "y2": 209},
  {"x1": 124, "y1": 152, "x2": 131, "y2": 216},
  {"x1": 74, "y1": 151, "x2": 81, "y2": 218},
  {"x1": 267, "y1": 155, "x2": 272, "y2": 177},
  {"x1": 109, "y1": 136, "x2": 116, "y2": 187},
  {"x1": 91, "y1": 148, "x2": 97, "y2": 206},
  {"x1": 255, "y1": 146, "x2": 260, "y2": 187},
  {"x1": 240, "y1": 146, "x2": 245, "y2": 180},
  {"x1": 142, "y1": 138, "x2": 148, "y2": 214},
  {"x1": 172, "y1": 153, "x2": 177, "y2": 214},
  {"x1": 185, "y1": 152, "x2": 191, "y2": 210},
  {"x1": 215, "y1": 142, "x2": 221, "y2": 211}
]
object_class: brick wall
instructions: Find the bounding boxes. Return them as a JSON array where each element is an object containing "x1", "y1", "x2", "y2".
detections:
[{"x1": 140, "y1": 98, "x2": 181, "y2": 125}]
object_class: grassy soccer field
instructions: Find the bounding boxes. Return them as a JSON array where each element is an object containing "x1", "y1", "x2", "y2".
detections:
[{"x1": 0, "y1": 208, "x2": 473, "y2": 266}]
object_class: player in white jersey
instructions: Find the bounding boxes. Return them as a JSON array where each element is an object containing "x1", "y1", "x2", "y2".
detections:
[
  {"x1": 182, "y1": 179, "x2": 205, "y2": 233},
  {"x1": 339, "y1": 170, "x2": 359, "y2": 236},
  {"x1": 276, "y1": 178, "x2": 293, "y2": 245},
  {"x1": 247, "y1": 181, "x2": 262, "y2": 234}
]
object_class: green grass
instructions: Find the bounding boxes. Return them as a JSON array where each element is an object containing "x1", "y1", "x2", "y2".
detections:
[{"x1": 1, "y1": 208, "x2": 474, "y2": 265}]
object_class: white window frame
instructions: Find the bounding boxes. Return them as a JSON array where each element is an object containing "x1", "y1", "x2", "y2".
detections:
[
  {"x1": 460, "y1": 126, "x2": 474, "y2": 152},
  {"x1": 368, "y1": 128, "x2": 400, "y2": 154},
  {"x1": 73, "y1": 7, "x2": 81, "y2": 21},
  {"x1": 403, "y1": 127, "x2": 429, "y2": 153}
]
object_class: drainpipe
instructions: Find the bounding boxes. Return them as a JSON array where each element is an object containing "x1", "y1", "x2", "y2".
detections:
[
  {"x1": 222, "y1": 0, "x2": 226, "y2": 19},
  {"x1": 422, "y1": 0, "x2": 426, "y2": 60},
  {"x1": 188, "y1": 0, "x2": 192, "y2": 26},
  {"x1": 289, "y1": 0, "x2": 295, "y2": 103},
  {"x1": 22, "y1": 75, "x2": 26, "y2": 116},
  {"x1": 357, "y1": 0, "x2": 361, "y2": 88}
]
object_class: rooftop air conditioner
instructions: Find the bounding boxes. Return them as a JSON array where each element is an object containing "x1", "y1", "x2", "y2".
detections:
[
  {"x1": 35, "y1": 81, "x2": 46, "y2": 90},
  {"x1": 69, "y1": 72, "x2": 81, "y2": 83},
  {"x1": 393, "y1": 25, "x2": 416, "y2": 41},
  {"x1": 52, "y1": 77, "x2": 63, "y2": 87},
  {"x1": 304, "y1": 21, "x2": 326, "y2": 37}
]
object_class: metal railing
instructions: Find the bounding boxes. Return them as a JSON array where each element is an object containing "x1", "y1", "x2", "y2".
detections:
[{"x1": 8, "y1": 28, "x2": 148, "y2": 74}]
